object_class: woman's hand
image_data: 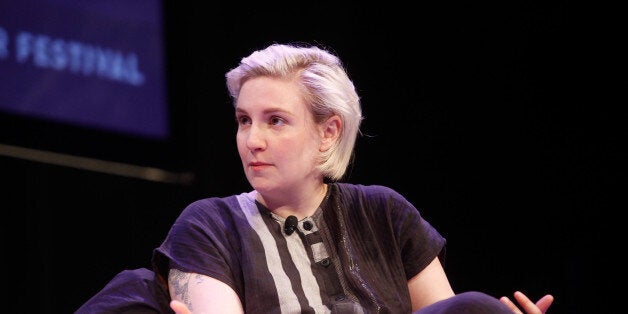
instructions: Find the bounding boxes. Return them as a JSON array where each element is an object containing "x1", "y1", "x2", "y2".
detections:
[{"x1": 500, "y1": 291, "x2": 554, "y2": 314}]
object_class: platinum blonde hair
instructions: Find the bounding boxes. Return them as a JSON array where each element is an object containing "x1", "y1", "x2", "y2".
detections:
[{"x1": 225, "y1": 43, "x2": 363, "y2": 181}]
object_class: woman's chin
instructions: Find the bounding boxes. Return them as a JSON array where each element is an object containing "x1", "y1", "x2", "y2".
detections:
[{"x1": 248, "y1": 180, "x2": 275, "y2": 194}]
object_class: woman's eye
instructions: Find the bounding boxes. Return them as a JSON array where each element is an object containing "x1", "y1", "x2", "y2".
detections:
[
  {"x1": 237, "y1": 116, "x2": 251, "y2": 125},
  {"x1": 269, "y1": 116, "x2": 285, "y2": 126}
]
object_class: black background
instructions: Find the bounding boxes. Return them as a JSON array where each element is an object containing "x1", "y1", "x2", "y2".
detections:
[{"x1": 3, "y1": 2, "x2": 619, "y2": 313}]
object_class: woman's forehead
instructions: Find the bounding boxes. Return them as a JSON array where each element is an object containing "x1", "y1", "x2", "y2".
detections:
[{"x1": 236, "y1": 77, "x2": 308, "y2": 115}]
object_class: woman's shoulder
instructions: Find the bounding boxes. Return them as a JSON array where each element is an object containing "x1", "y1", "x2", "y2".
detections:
[
  {"x1": 187, "y1": 193, "x2": 239, "y2": 207},
  {"x1": 179, "y1": 192, "x2": 246, "y2": 219},
  {"x1": 334, "y1": 182, "x2": 403, "y2": 197},
  {"x1": 333, "y1": 182, "x2": 410, "y2": 207},
  {"x1": 332, "y1": 183, "x2": 420, "y2": 220}
]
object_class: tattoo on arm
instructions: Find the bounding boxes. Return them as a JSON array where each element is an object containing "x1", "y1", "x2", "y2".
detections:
[
  {"x1": 169, "y1": 269, "x2": 194, "y2": 311},
  {"x1": 193, "y1": 273, "x2": 206, "y2": 284}
]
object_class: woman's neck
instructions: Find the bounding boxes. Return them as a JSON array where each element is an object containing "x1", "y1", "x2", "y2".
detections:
[{"x1": 257, "y1": 183, "x2": 328, "y2": 219}]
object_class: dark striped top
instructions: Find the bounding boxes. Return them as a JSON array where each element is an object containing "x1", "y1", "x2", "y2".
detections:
[{"x1": 153, "y1": 183, "x2": 446, "y2": 313}]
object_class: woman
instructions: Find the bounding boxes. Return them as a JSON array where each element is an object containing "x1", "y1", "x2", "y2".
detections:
[{"x1": 153, "y1": 43, "x2": 553, "y2": 313}]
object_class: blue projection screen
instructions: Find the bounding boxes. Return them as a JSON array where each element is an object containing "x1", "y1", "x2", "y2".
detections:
[{"x1": 0, "y1": 0, "x2": 169, "y2": 139}]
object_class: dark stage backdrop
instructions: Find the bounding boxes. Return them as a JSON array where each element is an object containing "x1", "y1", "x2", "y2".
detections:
[{"x1": 3, "y1": 2, "x2": 614, "y2": 313}]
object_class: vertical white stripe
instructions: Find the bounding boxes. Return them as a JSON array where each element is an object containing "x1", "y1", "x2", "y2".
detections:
[
  {"x1": 285, "y1": 230, "x2": 328, "y2": 312},
  {"x1": 236, "y1": 191, "x2": 300, "y2": 313}
]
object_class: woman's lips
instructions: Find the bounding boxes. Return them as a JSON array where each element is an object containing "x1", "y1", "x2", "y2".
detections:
[{"x1": 249, "y1": 162, "x2": 271, "y2": 171}]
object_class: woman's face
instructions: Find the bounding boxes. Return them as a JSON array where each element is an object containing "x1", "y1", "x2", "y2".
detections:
[{"x1": 235, "y1": 76, "x2": 324, "y2": 195}]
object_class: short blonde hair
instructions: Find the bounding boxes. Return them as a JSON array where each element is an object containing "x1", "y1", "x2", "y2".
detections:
[{"x1": 226, "y1": 43, "x2": 363, "y2": 181}]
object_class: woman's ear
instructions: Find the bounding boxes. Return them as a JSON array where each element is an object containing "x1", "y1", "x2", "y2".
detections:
[{"x1": 320, "y1": 115, "x2": 342, "y2": 152}]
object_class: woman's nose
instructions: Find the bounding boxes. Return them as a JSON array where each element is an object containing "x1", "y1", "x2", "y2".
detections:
[{"x1": 246, "y1": 124, "x2": 266, "y2": 151}]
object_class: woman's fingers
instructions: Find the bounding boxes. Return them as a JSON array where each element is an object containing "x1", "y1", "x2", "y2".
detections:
[
  {"x1": 500, "y1": 291, "x2": 554, "y2": 314},
  {"x1": 500, "y1": 296, "x2": 522, "y2": 313}
]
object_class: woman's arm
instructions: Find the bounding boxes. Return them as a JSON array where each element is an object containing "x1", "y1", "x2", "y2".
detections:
[
  {"x1": 407, "y1": 257, "x2": 555, "y2": 314},
  {"x1": 168, "y1": 268, "x2": 244, "y2": 314},
  {"x1": 407, "y1": 256, "x2": 455, "y2": 311}
]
